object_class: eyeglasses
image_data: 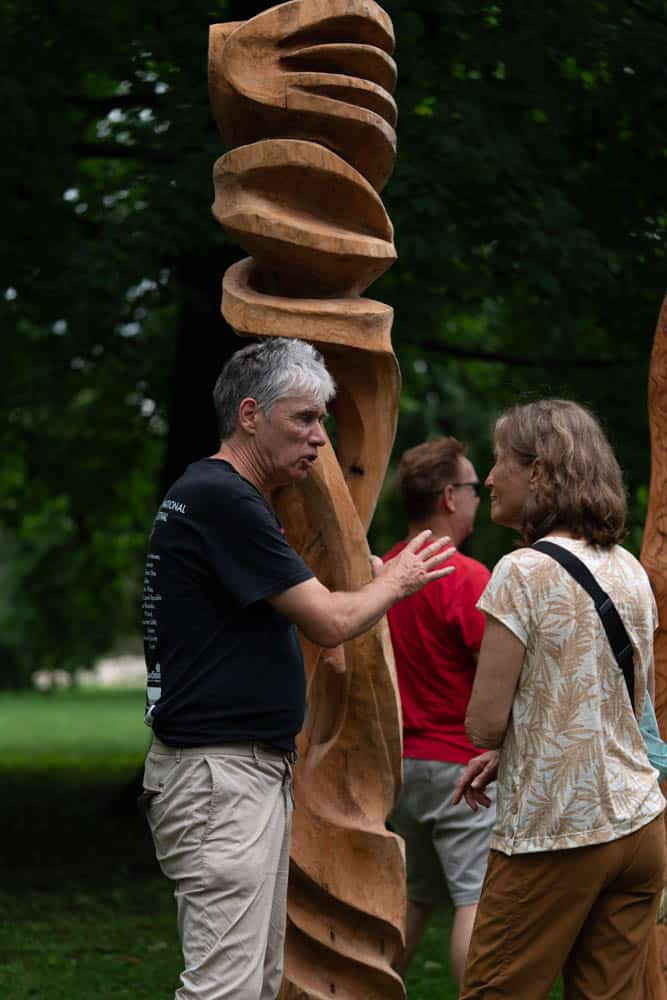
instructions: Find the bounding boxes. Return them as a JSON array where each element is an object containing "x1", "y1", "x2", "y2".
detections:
[{"x1": 452, "y1": 481, "x2": 482, "y2": 497}]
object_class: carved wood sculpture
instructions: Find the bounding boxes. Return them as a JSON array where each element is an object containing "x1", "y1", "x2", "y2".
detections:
[
  {"x1": 641, "y1": 295, "x2": 667, "y2": 1000},
  {"x1": 208, "y1": 3, "x2": 406, "y2": 997}
]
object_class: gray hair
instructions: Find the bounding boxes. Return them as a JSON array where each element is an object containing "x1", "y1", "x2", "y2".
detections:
[{"x1": 214, "y1": 338, "x2": 336, "y2": 440}]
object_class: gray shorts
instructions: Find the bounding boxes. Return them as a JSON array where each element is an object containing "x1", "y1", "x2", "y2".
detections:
[{"x1": 390, "y1": 757, "x2": 496, "y2": 908}]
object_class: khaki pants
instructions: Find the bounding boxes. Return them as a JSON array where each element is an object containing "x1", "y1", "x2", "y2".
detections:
[
  {"x1": 460, "y1": 814, "x2": 666, "y2": 1000},
  {"x1": 142, "y1": 738, "x2": 294, "y2": 1000}
]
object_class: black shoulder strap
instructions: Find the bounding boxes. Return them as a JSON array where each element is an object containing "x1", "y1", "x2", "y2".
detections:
[{"x1": 532, "y1": 540, "x2": 635, "y2": 710}]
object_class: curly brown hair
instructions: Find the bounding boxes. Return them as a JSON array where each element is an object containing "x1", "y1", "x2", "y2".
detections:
[
  {"x1": 396, "y1": 437, "x2": 466, "y2": 522},
  {"x1": 493, "y1": 399, "x2": 626, "y2": 547}
]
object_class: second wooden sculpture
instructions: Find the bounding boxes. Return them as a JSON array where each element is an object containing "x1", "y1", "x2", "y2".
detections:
[{"x1": 641, "y1": 294, "x2": 667, "y2": 1000}]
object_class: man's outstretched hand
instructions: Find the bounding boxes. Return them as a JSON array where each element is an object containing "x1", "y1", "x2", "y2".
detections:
[
  {"x1": 452, "y1": 750, "x2": 499, "y2": 811},
  {"x1": 273, "y1": 535, "x2": 454, "y2": 650},
  {"x1": 371, "y1": 530, "x2": 456, "y2": 599}
]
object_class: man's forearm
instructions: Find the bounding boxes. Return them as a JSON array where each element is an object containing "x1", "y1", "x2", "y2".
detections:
[
  {"x1": 314, "y1": 575, "x2": 402, "y2": 647},
  {"x1": 269, "y1": 531, "x2": 455, "y2": 648}
]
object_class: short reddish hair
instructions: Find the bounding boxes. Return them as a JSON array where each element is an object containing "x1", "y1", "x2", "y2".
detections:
[{"x1": 396, "y1": 437, "x2": 466, "y2": 521}]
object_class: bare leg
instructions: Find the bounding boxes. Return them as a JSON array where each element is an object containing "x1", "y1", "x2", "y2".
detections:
[
  {"x1": 400, "y1": 899, "x2": 434, "y2": 975},
  {"x1": 450, "y1": 903, "x2": 478, "y2": 987}
]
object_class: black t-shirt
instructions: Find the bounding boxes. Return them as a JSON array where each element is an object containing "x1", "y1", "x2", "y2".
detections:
[{"x1": 142, "y1": 458, "x2": 313, "y2": 750}]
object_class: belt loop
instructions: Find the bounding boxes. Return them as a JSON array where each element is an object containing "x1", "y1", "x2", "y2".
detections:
[
  {"x1": 251, "y1": 742, "x2": 259, "y2": 763},
  {"x1": 176, "y1": 747, "x2": 182, "y2": 762}
]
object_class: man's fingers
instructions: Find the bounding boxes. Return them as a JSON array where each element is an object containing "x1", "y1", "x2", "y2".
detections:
[
  {"x1": 426, "y1": 566, "x2": 456, "y2": 581},
  {"x1": 369, "y1": 554, "x2": 384, "y2": 578},
  {"x1": 419, "y1": 536, "x2": 453, "y2": 558},
  {"x1": 406, "y1": 529, "x2": 433, "y2": 552},
  {"x1": 423, "y1": 545, "x2": 456, "y2": 569},
  {"x1": 405, "y1": 532, "x2": 453, "y2": 556}
]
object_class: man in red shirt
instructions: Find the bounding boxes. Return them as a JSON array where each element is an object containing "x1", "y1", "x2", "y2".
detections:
[{"x1": 383, "y1": 437, "x2": 495, "y2": 986}]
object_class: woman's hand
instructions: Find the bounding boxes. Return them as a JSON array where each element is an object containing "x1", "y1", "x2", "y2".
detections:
[{"x1": 452, "y1": 750, "x2": 499, "y2": 812}]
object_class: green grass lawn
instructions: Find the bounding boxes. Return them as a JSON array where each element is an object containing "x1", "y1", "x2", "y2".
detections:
[
  {"x1": 0, "y1": 689, "x2": 562, "y2": 998},
  {"x1": 0, "y1": 688, "x2": 182, "y2": 998}
]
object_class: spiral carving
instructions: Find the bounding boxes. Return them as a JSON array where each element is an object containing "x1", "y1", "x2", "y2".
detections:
[
  {"x1": 209, "y1": 3, "x2": 405, "y2": 998},
  {"x1": 209, "y1": 0, "x2": 397, "y2": 192},
  {"x1": 640, "y1": 295, "x2": 667, "y2": 998}
]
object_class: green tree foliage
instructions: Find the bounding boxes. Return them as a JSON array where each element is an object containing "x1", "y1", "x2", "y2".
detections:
[
  {"x1": 1, "y1": 0, "x2": 665, "y2": 683},
  {"x1": 374, "y1": 0, "x2": 667, "y2": 559}
]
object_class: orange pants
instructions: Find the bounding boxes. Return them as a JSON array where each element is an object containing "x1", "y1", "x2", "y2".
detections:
[{"x1": 460, "y1": 815, "x2": 666, "y2": 1000}]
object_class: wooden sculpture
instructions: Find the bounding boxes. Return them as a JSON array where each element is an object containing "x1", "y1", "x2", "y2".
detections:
[
  {"x1": 641, "y1": 294, "x2": 667, "y2": 1000},
  {"x1": 209, "y1": 3, "x2": 406, "y2": 997}
]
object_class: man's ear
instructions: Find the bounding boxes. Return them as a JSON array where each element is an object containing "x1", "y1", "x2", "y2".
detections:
[
  {"x1": 441, "y1": 483, "x2": 456, "y2": 514},
  {"x1": 238, "y1": 397, "x2": 260, "y2": 434}
]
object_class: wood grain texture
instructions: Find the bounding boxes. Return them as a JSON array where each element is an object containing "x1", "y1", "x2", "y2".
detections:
[
  {"x1": 641, "y1": 295, "x2": 667, "y2": 1000},
  {"x1": 209, "y1": 0, "x2": 396, "y2": 192},
  {"x1": 212, "y1": 140, "x2": 396, "y2": 298},
  {"x1": 642, "y1": 296, "x2": 667, "y2": 733},
  {"x1": 209, "y1": 3, "x2": 405, "y2": 997}
]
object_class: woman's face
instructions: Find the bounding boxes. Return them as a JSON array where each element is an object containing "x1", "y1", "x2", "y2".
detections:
[{"x1": 485, "y1": 444, "x2": 534, "y2": 530}]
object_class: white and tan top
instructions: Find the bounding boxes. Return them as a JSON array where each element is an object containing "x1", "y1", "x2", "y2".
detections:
[{"x1": 478, "y1": 536, "x2": 665, "y2": 855}]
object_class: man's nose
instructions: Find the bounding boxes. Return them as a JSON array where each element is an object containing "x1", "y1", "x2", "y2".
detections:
[
  {"x1": 312, "y1": 423, "x2": 327, "y2": 447},
  {"x1": 485, "y1": 468, "x2": 494, "y2": 486}
]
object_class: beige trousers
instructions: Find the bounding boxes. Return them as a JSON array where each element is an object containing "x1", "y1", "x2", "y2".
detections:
[{"x1": 142, "y1": 737, "x2": 294, "y2": 1000}]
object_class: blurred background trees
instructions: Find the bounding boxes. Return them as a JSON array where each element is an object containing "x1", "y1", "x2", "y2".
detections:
[{"x1": 2, "y1": 0, "x2": 665, "y2": 686}]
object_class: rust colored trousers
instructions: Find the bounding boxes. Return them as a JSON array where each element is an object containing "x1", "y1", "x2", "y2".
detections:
[{"x1": 460, "y1": 815, "x2": 666, "y2": 1000}]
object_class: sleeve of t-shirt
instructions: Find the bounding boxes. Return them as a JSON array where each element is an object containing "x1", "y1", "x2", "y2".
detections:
[
  {"x1": 198, "y1": 484, "x2": 314, "y2": 608},
  {"x1": 477, "y1": 552, "x2": 533, "y2": 647},
  {"x1": 442, "y1": 560, "x2": 491, "y2": 654}
]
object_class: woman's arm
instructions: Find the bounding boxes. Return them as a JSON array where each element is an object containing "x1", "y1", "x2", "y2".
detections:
[{"x1": 465, "y1": 614, "x2": 526, "y2": 749}]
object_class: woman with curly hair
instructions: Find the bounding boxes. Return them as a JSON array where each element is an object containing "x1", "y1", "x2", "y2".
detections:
[{"x1": 455, "y1": 399, "x2": 666, "y2": 1000}]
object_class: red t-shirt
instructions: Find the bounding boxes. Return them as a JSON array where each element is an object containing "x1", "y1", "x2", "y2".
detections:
[{"x1": 383, "y1": 542, "x2": 491, "y2": 764}]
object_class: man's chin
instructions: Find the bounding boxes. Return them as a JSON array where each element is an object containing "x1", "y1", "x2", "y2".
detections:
[
  {"x1": 277, "y1": 466, "x2": 312, "y2": 487},
  {"x1": 295, "y1": 460, "x2": 317, "y2": 478}
]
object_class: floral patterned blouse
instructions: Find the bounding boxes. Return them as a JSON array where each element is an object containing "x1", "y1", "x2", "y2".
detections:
[{"x1": 478, "y1": 536, "x2": 665, "y2": 855}]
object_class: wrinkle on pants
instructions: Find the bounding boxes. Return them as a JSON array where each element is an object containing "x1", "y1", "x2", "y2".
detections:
[{"x1": 143, "y1": 739, "x2": 294, "y2": 1000}]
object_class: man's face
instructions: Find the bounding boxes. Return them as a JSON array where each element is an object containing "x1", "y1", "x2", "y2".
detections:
[
  {"x1": 255, "y1": 392, "x2": 327, "y2": 486},
  {"x1": 451, "y1": 456, "x2": 481, "y2": 540}
]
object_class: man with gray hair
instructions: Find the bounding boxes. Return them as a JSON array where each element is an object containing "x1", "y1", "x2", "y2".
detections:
[{"x1": 140, "y1": 337, "x2": 455, "y2": 1000}]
